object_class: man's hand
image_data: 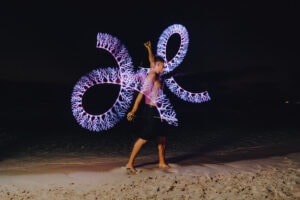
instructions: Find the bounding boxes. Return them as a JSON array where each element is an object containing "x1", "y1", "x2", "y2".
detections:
[
  {"x1": 144, "y1": 41, "x2": 151, "y2": 49},
  {"x1": 127, "y1": 111, "x2": 136, "y2": 122}
]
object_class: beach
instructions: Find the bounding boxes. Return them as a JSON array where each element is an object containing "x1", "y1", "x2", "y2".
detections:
[
  {"x1": 2, "y1": 1, "x2": 300, "y2": 198},
  {"x1": 0, "y1": 129, "x2": 299, "y2": 200}
]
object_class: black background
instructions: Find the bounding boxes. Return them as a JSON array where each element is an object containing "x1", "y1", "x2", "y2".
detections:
[{"x1": 1, "y1": 1, "x2": 299, "y2": 138}]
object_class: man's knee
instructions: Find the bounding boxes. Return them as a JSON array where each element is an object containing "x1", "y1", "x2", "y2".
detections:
[
  {"x1": 138, "y1": 138, "x2": 148, "y2": 145},
  {"x1": 158, "y1": 144, "x2": 164, "y2": 150}
]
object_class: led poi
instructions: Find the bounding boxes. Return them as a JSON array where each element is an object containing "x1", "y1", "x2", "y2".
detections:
[{"x1": 71, "y1": 24, "x2": 211, "y2": 132}]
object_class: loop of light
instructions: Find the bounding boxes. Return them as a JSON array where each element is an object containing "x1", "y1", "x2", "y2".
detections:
[{"x1": 71, "y1": 24, "x2": 211, "y2": 132}]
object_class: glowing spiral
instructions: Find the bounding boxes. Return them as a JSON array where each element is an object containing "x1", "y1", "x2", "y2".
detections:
[
  {"x1": 71, "y1": 24, "x2": 211, "y2": 132},
  {"x1": 71, "y1": 33, "x2": 135, "y2": 132},
  {"x1": 158, "y1": 24, "x2": 210, "y2": 103}
]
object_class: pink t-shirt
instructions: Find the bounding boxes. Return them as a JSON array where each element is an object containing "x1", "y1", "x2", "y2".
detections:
[{"x1": 141, "y1": 76, "x2": 160, "y2": 105}]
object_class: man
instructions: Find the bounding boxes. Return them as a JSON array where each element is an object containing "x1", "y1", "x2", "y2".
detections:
[{"x1": 125, "y1": 41, "x2": 170, "y2": 174}]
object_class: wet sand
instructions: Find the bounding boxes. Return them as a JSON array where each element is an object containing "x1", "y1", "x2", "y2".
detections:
[
  {"x1": 0, "y1": 142, "x2": 299, "y2": 199},
  {"x1": 1, "y1": 124, "x2": 300, "y2": 200}
]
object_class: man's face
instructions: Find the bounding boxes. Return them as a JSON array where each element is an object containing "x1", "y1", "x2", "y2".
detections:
[{"x1": 154, "y1": 61, "x2": 164, "y2": 74}]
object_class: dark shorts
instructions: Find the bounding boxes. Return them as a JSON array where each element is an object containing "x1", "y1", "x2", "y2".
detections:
[{"x1": 136, "y1": 104, "x2": 168, "y2": 140}]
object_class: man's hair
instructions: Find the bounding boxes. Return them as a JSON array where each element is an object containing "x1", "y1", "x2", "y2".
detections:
[{"x1": 154, "y1": 55, "x2": 165, "y2": 63}]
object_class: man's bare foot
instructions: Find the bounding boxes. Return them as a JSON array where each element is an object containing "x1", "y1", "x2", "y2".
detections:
[
  {"x1": 124, "y1": 164, "x2": 141, "y2": 175},
  {"x1": 158, "y1": 163, "x2": 170, "y2": 169},
  {"x1": 126, "y1": 167, "x2": 138, "y2": 175},
  {"x1": 125, "y1": 164, "x2": 134, "y2": 170}
]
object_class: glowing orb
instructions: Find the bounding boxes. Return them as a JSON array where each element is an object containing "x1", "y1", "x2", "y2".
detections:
[{"x1": 71, "y1": 24, "x2": 211, "y2": 132}]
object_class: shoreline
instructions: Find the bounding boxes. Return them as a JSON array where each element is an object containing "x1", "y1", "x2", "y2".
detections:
[{"x1": 0, "y1": 152, "x2": 299, "y2": 199}]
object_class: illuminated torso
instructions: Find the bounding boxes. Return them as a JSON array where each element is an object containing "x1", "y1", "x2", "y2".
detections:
[{"x1": 141, "y1": 75, "x2": 162, "y2": 106}]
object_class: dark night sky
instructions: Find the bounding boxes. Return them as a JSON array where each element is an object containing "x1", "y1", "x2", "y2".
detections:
[{"x1": 1, "y1": 1, "x2": 299, "y2": 133}]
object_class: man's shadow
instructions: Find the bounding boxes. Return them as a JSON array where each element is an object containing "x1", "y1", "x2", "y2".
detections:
[{"x1": 135, "y1": 128, "x2": 300, "y2": 168}]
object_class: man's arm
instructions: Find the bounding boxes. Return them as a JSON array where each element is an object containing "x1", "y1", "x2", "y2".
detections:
[
  {"x1": 127, "y1": 92, "x2": 144, "y2": 121},
  {"x1": 144, "y1": 41, "x2": 154, "y2": 68}
]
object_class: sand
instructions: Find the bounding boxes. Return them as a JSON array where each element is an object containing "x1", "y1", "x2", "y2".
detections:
[{"x1": 0, "y1": 151, "x2": 299, "y2": 200}]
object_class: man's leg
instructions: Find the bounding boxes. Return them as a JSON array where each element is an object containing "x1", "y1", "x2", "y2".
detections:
[
  {"x1": 126, "y1": 138, "x2": 147, "y2": 169},
  {"x1": 157, "y1": 136, "x2": 170, "y2": 169}
]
